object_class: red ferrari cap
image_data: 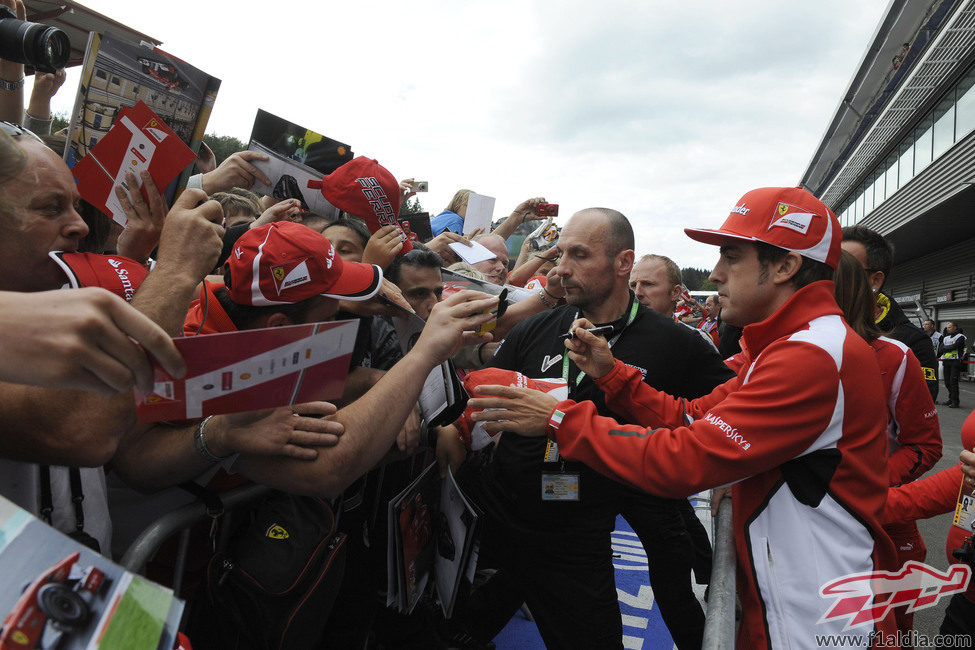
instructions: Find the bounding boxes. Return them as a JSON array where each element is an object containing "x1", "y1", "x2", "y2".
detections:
[
  {"x1": 684, "y1": 186, "x2": 841, "y2": 269},
  {"x1": 225, "y1": 222, "x2": 382, "y2": 306},
  {"x1": 307, "y1": 157, "x2": 412, "y2": 253}
]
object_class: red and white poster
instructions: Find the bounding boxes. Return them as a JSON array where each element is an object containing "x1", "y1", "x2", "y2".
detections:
[
  {"x1": 73, "y1": 101, "x2": 196, "y2": 227},
  {"x1": 136, "y1": 320, "x2": 358, "y2": 422}
]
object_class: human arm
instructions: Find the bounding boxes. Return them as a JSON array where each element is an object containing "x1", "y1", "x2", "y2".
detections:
[
  {"x1": 887, "y1": 348, "x2": 942, "y2": 486},
  {"x1": 424, "y1": 230, "x2": 472, "y2": 263},
  {"x1": 114, "y1": 172, "x2": 167, "y2": 263},
  {"x1": 0, "y1": 288, "x2": 184, "y2": 397},
  {"x1": 23, "y1": 68, "x2": 65, "y2": 134},
  {"x1": 199, "y1": 151, "x2": 271, "y2": 195},
  {"x1": 883, "y1": 465, "x2": 963, "y2": 524},
  {"x1": 111, "y1": 402, "x2": 344, "y2": 492},
  {"x1": 472, "y1": 340, "x2": 850, "y2": 498},
  {"x1": 128, "y1": 189, "x2": 225, "y2": 335},
  {"x1": 361, "y1": 225, "x2": 405, "y2": 269},
  {"x1": 249, "y1": 198, "x2": 302, "y2": 229},
  {"x1": 235, "y1": 290, "x2": 497, "y2": 497},
  {"x1": 508, "y1": 245, "x2": 557, "y2": 288},
  {"x1": 491, "y1": 197, "x2": 544, "y2": 242},
  {"x1": 0, "y1": 1, "x2": 25, "y2": 124}
]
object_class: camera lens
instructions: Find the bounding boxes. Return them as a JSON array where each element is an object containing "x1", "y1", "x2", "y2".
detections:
[{"x1": 0, "y1": 7, "x2": 70, "y2": 73}]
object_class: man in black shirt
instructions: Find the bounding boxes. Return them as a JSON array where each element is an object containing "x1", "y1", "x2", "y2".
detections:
[
  {"x1": 460, "y1": 208, "x2": 732, "y2": 649},
  {"x1": 842, "y1": 226, "x2": 939, "y2": 401}
]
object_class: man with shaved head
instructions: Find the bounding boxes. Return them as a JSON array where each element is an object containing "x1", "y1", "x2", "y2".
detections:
[{"x1": 453, "y1": 207, "x2": 732, "y2": 648}]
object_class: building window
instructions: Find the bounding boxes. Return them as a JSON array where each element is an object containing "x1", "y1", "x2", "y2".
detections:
[
  {"x1": 898, "y1": 140, "x2": 913, "y2": 187},
  {"x1": 955, "y1": 68, "x2": 975, "y2": 140},
  {"x1": 884, "y1": 152, "x2": 898, "y2": 200},
  {"x1": 932, "y1": 95, "x2": 955, "y2": 158},
  {"x1": 915, "y1": 117, "x2": 933, "y2": 172}
]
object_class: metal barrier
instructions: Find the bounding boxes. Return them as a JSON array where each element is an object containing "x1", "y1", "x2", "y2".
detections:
[
  {"x1": 120, "y1": 484, "x2": 270, "y2": 584},
  {"x1": 702, "y1": 493, "x2": 736, "y2": 650}
]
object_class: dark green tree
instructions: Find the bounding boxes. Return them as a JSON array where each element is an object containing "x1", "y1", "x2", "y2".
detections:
[
  {"x1": 680, "y1": 267, "x2": 716, "y2": 291},
  {"x1": 400, "y1": 196, "x2": 425, "y2": 216},
  {"x1": 203, "y1": 133, "x2": 247, "y2": 165}
]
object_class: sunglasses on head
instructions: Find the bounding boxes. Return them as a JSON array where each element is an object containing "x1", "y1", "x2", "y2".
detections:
[{"x1": 0, "y1": 121, "x2": 43, "y2": 143}]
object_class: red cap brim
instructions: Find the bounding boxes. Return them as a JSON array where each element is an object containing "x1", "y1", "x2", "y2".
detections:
[
  {"x1": 684, "y1": 227, "x2": 757, "y2": 247},
  {"x1": 322, "y1": 262, "x2": 383, "y2": 301}
]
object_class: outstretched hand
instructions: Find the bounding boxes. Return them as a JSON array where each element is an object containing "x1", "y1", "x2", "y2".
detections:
[
  {"x1": 962, "y1": 447, "x2": 975, "y2": 487},
  {"x1": 115, "y1": 171, "x2": 168, "y2": 262},
  {"x1": 564, "y1": 318, "x2": 616, "y2": 379},
  {"x1": 214, "y1": 401, "x2": 344, "y2": 460},
  {"x1": 467, "y1": 384, "x2": 557, "y2": 437}
]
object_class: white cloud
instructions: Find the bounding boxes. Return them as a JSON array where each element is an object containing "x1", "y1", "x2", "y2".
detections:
[{"x1": 41, "y1": 0, "x2": 887, "y2": 269}]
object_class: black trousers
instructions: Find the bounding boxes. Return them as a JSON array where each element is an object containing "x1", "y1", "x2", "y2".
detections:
[
  {"x1": 937, "y1": 592, "x2": 975, "y2": 646},
  {"x1": 620, "y1": 492, "x2": 706, "y2": 650},
  {"x1": 944, "y1": 360, "x2": 963, "y2": 406}
]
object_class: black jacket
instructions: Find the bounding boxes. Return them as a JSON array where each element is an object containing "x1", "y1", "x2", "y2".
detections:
[{"x1": 876, "y1": 293, "x2": 939, "y2": 400}]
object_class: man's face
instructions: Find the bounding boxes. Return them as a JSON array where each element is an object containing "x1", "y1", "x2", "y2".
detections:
[
  {"x1": 0, "y1": 140, "x2": 89, "y2": 292},
  {"x1": 841, "y1": 240, "x2": 884, "y2": 293},
  {"x1": 323, "y1": 225, "x2": 366, "y2": 263},
  {"x1": 704, "y1": 295, "x2": 719, "y2": 317},
  {"x1": 629, "y1": 259, "x2": 680, "y2": 316},
  {"x1": 554, "y1": 212, "x2": 618, "y2": 314},
  {"x1": 397, "y1": 265, "x2": 443, "y2": 320},
  {"x1": 708, "y1": 241, "x2": 777, "y2": 327},
  {"x1": 471, "y1": 236, "x2": 509, "y2": 285},
  {"x1": 946, "y1": 321, "x2": 958, "y2": 335},
  {"x1": 923, "y1": 320, "x2": 935, "y2": 334}
]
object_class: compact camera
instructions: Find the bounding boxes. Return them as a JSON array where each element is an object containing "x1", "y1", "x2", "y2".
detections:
[
  {"x1": 412, "y1": 181, "x2": 429, "y2": 192},
  {"x1": 536, "y1": 202, "x2": 559, "y2": 217}
]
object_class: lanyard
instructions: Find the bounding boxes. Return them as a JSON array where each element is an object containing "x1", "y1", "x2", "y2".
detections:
[{"x1": 561, "y1": 299, "x2": 639, "y2": 392}]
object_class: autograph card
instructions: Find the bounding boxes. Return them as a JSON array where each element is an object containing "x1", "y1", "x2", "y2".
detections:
[
  {"x1": 73, "y1": 101, "x2": 196, "y2": 227},
  {"x1": 136, "y1": 320, "x2": 358, "y2": 422}
]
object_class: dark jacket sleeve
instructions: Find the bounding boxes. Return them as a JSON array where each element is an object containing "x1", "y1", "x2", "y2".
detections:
[{"x1": 900, "y1": 324, "x2": 939, "y2": 400}]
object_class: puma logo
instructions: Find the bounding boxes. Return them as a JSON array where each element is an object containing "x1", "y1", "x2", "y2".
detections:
[{"x1": 541, "y1": 354, "x2": 562, "y2": 373}]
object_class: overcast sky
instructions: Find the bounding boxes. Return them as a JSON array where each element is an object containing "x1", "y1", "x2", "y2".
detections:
[{"x1": 42, "y1": 0, "x2": 889, "y2": 270}]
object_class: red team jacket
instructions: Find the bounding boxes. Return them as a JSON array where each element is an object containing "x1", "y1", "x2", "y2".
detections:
[
  {"x1": 871, "y1": 337, "x2": 941, "y2": 487},
  {"x1": 884, "y1": 411, "x2": 975, "y2": 604},
  {"x1": 545, "y1": 281, "x2": 898, "y2": 649}
]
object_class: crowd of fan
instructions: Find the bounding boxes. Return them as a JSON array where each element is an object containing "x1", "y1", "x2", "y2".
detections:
[{"x1": 3, "y1": 7, "x2": 975, "y2": 647}]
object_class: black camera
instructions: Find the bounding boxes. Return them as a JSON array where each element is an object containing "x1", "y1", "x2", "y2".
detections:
[
  {"x1": 952, "y1": 534, "x2": 975, "y2": 569},
  {"x1": 0, "y1": 6, "x2": 70, "y2": 73}
]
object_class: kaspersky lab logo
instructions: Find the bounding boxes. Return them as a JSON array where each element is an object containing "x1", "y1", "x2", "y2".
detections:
[{"x1": 818, "y1": 561, "x2": 970, "y2": 630}]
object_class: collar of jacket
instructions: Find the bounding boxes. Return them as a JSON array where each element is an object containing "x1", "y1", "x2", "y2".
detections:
[
  {"x1": 183, "y1": 279, "x2": 239, "y2": 336},
  {"x1": 739, "y1": 280, "x2": 843, "y2": 359}
]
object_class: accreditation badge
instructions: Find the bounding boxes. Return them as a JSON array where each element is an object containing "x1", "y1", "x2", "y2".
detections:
[
  {"x1": 541, "y1": 473, "x2": 580, "y2": 502},
  {"x1": 953, "y1": 480, "x2": 975, "y2": 532}
]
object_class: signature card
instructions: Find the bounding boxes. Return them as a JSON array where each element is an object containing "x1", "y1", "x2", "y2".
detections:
[
  {"x1": 73, "y1": 101, "x2": 195, "y2": 227},
  {"x1": 136, "y1": 320, "x2": 358, "y2": 422}
]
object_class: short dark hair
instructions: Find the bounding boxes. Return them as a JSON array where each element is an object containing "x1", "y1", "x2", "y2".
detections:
[
  {"x1": 386, "y1": 245, "x2": 443, "y2": 284},
  {"x1": 216, "y1": 279, "x2": 320, "y2": 330},
  {"x1": 577, "y1": 208, "x2": 633, "y2": 257},
  {"x1": 754, "y1": 241, "x2": 833, "y2": 289},
  {"x1": 841, "y1": 225, "x2": 893, "y2": 277},
  {"x1": 324, "y1": 217, "x2": 371, "y2": 247}
]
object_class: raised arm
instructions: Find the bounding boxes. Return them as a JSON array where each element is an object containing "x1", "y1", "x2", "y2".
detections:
[{"x1": 236, "y1": 290, "x2": 497, "y2": 497}]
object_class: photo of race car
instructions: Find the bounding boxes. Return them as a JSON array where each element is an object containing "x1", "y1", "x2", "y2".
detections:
[
  {"x1": 0, "y1": 552, "x2": 112, "y2": 650},
  {"x1": 137, "y1": 57, "x2": 188, "y2": 92}
]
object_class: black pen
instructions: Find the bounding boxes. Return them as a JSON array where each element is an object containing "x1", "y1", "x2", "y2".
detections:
[{"x1": 560, "y1": 325, "x2": 615, "y2": 341}]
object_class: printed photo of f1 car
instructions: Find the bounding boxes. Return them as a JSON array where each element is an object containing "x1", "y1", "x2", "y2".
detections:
[
  {"x1": 0, "y1": 552, "x2": 111, "y2": 650},
  {"x1": 137, "y1": 57, "x2": 188, "y2": 93}
]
